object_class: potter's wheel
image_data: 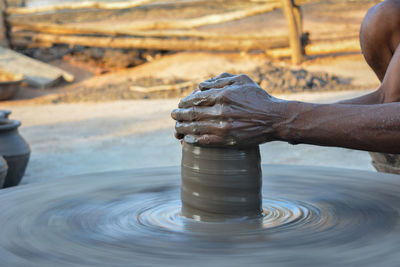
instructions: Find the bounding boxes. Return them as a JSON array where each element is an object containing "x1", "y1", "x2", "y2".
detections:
[{"x1": 1, "y1": 165, "x2": 400, "y2": 266}]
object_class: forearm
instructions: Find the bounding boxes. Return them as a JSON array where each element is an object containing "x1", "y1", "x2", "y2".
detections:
[
  {"x1": 276, "y1": 101, "x2": 400, "y2": 153},
  {"x1": 336, "y1": 88, "x2": 384, "y2": 105}
]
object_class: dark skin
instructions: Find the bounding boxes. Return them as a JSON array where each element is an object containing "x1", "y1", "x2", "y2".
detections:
[{"x1": 171, "y1": 0, "x2": 400, "y2": 154}]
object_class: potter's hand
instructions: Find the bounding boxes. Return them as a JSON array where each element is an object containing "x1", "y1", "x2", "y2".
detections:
[{"x1": 171, "y1": 73, "x2": 288, "y2": 147}]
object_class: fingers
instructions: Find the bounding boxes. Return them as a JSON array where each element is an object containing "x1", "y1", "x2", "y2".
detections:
[
  {"x1": 201, "y1": 73, "x2": 234, "y2": 85},
  {"x1": 178, "y1": 88, "x2": 220, "y2": 108},
  {"x1": 184, "y1": 134, "x2": 226, "y2": 146},
  {"x1": 199, "y1": 73, "x2": 255, "y2": 91},
  {"x1": 175, "y1": 120, "x2": 253, "y2": 136},
  {"x1": 199, "y1": 74, "x2": 236, "y2": 91},
  {"x1": 175, "y1": 121, "x2": 211, "y2": 136},
  {"x1": 199, "y1": 77, "x2": 235, "y2": 91},
  {"x1": 171, "y1": 105, "x2": 223, "y2": 122}
]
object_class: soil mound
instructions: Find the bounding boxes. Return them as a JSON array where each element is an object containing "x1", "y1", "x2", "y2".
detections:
[{"x1": 43, "y1": 61, "x2": 357, "y2": 103}]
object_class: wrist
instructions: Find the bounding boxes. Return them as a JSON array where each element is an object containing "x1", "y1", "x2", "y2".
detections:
[{"x1": 271, "y1": 100, "x2": 308, "y2": 144}]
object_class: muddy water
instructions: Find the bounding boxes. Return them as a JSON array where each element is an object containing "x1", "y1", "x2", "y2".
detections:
[{"x1": 0, "y1": 165, "x2": 399, "y2": 266}]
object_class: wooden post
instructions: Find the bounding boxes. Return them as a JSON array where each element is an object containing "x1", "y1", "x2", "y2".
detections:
[
  {"x1": 281, "y1": 0, "x2": 302, "y2": 64},
  {"x1": 293, "y1": 4, "x2": 303, "y2": 39},
  {"x1": 0, "y1": 0, "x2": 9, "y2": 47}
]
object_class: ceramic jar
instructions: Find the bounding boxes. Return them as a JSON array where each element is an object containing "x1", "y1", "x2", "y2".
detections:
[
  {"x1": 0, "y1": 73, "x2": 23, "y2": 101},
  {"x1": 0, "y1": 114, "x2": 30, "y2": 188},
  {"x1": 181, "y1": 142, "x2": 263, "y2": 221},
  {"x1": 0, "y1": 156, "x2": 7, "y2": 187},
  {"x1": 0, "y1": 110, "x2": 11, "y2": 119}
]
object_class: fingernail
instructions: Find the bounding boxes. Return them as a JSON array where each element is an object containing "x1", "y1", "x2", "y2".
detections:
[
  {"x1": 199, "y1": 81, "x2": 210, "y2": 87},
  {"x1": 171, "y1": 109, "x2": 178, "y2": 119}
]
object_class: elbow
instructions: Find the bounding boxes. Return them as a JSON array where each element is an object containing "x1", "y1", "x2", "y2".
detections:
[{"x1": 379, "y1": 84, "x2": 400, "y2": 103}]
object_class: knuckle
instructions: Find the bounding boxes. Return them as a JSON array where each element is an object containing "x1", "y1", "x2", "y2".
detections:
[
  {"x1": 198, "y1": 82, "x2": 208, "y2": 89},
  {"x1": 192, "y1": 123, "x2": 199, "y2": 134},
  {"x1": 175, "y1": 122, "x2": 182, "y2": 132},
  {"x1": 218, "y1": 109, "x2": 227, "y2": 119},
  {"x1": 193, "y1": 92, "x2": 207, "y2": 106},
  {"x1": 220, "y1": 72, "x2": 233, "y2": 78},
  {"x1": 237, "y1": 74, "x2": 250, "y2": 81},
  {"x1": 188, "y1": 107, "x2": 198, "y2": 120},
  {"x1": 220, "y1": 93, "x2": 230, "y2": 103},
  {"x1": 217, "y1": 121, "x2": 230, "y2": 134},
  {"x1": 201, "y1": 134, "x2": 211, "y2": 145},
  {"x1": 215, "y1": 104, "x2": 232, "y2": 120}
]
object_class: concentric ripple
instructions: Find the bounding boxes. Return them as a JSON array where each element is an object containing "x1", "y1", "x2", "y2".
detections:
[{"x1": 1, "y1": 165, "x2": 400, "y2": 267}]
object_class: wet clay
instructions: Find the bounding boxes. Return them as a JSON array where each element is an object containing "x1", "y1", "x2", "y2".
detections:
[
  {"x1": 181, "y1": 142, "x2": 262, "y2": 221},
  {"x1": 0, "y1": 165, "x2": 400, "y2": 266}
]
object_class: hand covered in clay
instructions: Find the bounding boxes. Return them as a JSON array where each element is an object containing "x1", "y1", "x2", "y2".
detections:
[{"x1": 171, "y1": 73, "x2": 288, "y2": 147}]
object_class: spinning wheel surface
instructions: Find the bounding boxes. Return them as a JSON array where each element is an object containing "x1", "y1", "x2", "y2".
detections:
[{"x1": 0, "y1": 165, "x2": 399, "y2": 267}]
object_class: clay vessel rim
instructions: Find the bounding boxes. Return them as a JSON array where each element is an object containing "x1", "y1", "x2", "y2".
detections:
[
  {"x1": 0, "y1": 71, "x2": 24, "y2": 85},
  {"x1": 183, "y1": 142, "x2": 259, "y2": 151},
  {"x1": 0, "y1": 119, "x2": 21, "y2": 131},
  {"x1": 0, "y1": 78, "x2": 23, "y2": 85},
  {"x1": 0, "y1": 110, "x2": 11, "y2": 118}
]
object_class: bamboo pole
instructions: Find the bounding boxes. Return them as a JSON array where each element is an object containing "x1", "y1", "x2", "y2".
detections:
[
  {"x1": 6, "y1": 0, "x2": 156, "y2": 15},
  {"x1": 152, "y1": 2, "x2": 281, "y2": 30},
  {"x1": 265, "y1": 38, "x2": 361, "y2": 58},
  {"x1": 11, "y1": 31, "x2": 290, "y2": 51},
  {"x1": 0, "y1": 0, "x2": 8, "y2": 47},
  {"x1": 293, "y1": 4, "x2": 303, "y2": 42},
  {"x1": 281, "y1": 0, "x2": 303, "y2": 64},
  {"x1": 10, "y1": 21, "x2": 288, "y2": 40},
  {"x1": 6, "y1": 0, "x2": 315, "y2": 15},
  {"x1": 8, "y1": 2, "x2": 281, "y2": 30}
]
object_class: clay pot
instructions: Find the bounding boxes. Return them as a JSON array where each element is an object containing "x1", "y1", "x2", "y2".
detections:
[
  {"x1": 0, "y1": 73, "x2": 23, "y2": 101},
  {"x1": 181, "y1": 142, "x2": 263, "y2": 221},
  {"x1": 0, "y1": 110, "x2": 11, "y2": 119},
  {"x1": 0, "y1": 118, "x2": 30, "y2": 188},
  {"x1": 0, "y1": 156, "x2": 7, "y2": 188}
]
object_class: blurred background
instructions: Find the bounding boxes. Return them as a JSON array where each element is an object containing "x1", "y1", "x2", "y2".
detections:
[{"x1": 0, "y1": 0, "x2": 382, "y2": 184}]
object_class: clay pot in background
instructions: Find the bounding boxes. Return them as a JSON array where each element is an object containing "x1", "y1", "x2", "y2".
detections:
[
  {"x1": 0, "y1": 156, "x2": 7, "y2": 187},
  {"x1": 0, "y1": 118, "x2": 30, "y2": 188},
  {"x1": 0, "y1": 110, "x2": 11, "y2": 119},
  {"x1": 0, "y1": 72, "x2": 24, "y2": 101}
]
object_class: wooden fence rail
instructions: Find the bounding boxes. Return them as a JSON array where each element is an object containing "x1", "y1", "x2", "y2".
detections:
[
  {"x1": 11, "y1": 31, "x2": 290, "y2": 51},
  {"x1": 0, "y1": 0, "x2": 355, "y2": 65},
  {"x1": 6, "y1": 0, "x2": 156, "y2": 15}
]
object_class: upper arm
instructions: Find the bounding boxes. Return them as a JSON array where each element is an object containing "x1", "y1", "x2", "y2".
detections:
[{"x1": 380, "y1": 44, "x2": 400, "y2": 103}]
